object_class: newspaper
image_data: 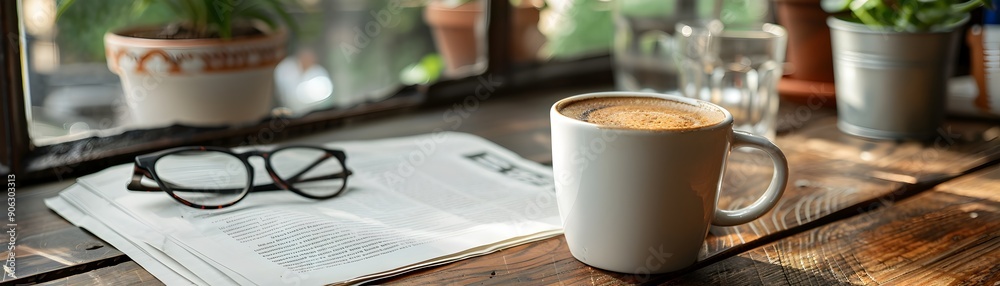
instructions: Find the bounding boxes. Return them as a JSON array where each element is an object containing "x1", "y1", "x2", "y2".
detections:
[{"x1": 46, "y1": 132, "x2": 562, "y2": 285}]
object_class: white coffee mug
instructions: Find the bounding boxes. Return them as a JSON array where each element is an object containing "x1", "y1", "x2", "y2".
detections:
[{"x1": 550, "y1": 92, "x2": 788, "y2": 274}]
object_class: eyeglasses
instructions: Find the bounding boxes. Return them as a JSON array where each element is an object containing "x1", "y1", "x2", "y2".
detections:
[{"x1": 127, "y1": 145, "x2": 352, "y2": 209}]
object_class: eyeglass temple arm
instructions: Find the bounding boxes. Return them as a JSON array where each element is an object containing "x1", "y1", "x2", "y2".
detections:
[
  {"x1": 260, "y1": 170, "x2": 352, "y2": 193},
  {"x1": 283, "y1": 155, "x2": 336, "y2": 183},
  {"x1": 127, "y1": 167, "x2": 159, "y2": 192}
]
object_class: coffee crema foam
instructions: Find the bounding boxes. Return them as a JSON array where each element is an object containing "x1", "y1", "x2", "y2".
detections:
[{"x1": 557, "y1": 96, "x2": 725, "y2": 131}]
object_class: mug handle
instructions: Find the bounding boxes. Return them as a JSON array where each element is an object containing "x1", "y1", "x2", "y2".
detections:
[{"x1": 712, "y1": 131, "x2": 789, "y2": 226}]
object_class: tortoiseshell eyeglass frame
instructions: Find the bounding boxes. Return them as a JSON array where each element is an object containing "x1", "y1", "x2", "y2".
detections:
[{"x1": 127, "y1": 145, "x2": 352, "y2": 209}]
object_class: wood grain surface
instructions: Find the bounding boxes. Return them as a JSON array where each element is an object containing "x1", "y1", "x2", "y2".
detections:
[
  {"x1": 665, "y1": 165, "x2": 1000, "y2": 285},
  {"x1": 39, "y1": 261, "x2": 161, "y2": 286},
  {"x1": 9, "y1": 87, "x2": 1000, "y2": 285},
  {"x1": 372, "y1": 109, "x2": 999, "y2": 285}
]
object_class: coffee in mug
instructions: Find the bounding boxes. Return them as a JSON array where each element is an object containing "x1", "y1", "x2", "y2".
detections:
[
  {"x1": 556, "y1": 96, "x2": 725, "y2": 131},
  {"x1": 550, "y1": 92, "x2": 788, "y2": 274}
]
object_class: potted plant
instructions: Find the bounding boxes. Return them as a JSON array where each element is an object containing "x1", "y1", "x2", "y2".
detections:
[
  {"x1": 822, "y1": 0, "x2": 992, "y2": 139},
  {"x1": 424, "y1": 0, "x2": 483, "y2": 76},
  {"x1": 774, "y1": 0, "x2": 836, "y2": 105},
  {"x1": 423, "y1": 0, "x2": 543, "y2": 76},
  {"x1": 58, "y1": 0, "x2": 297, "y2": 128}
]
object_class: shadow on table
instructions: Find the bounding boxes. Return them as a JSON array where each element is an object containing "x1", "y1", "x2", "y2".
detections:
[{"x1": 651, "y1": 255, "x2": 849, "y2": 285}]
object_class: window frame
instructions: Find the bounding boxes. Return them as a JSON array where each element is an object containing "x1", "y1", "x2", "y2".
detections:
[{"x1": 2, "y1": 0, "x2": 613, "y2": 184}]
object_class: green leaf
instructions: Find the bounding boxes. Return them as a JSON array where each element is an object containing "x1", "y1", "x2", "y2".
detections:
[
  {"x1": 895, "y1": 5, "x2": 915, "y2": 31},
  {"x1": 241, "y1": 8, "x2": 277, "y2": 30},
  {"x1": 55, "y1": 0, "x2": 77, "y2": 19},
  {"x1": 59, "y1": 0, "x2": 302, "y2": 38},
  {"x1": 162, "y1": 0, "x2": 183, "y2": 16},
  {"x1": 182, "y1": 0, "x2": 209, "y2": 36},
  {"x1": 856, "y1": 0, "x2": 883, "y2": 12},
  {"x1": 821, "y1": 0, "x2": 851, "y2": 13},
  {"x1": 830, "y1": 0, "x2": 988, "y2": 31},
  {"x1": 130, "y1": 0, "x2": 156, "y2": 20},
  {"x1": 259, "y1": 0, "x2": 298, "y2": 33},
  {"x1": 212, "y1": 0, "x2": 235, "y2": 39},
  {"x1": 850, "y1": 0, "x2": 884, "y2": 28},
  {"x1": 914, "y1": 5, "x2": 948, "y2": 23},
  {"x1": 953, "y1": 0, "x2": 991, "y2": 13}
]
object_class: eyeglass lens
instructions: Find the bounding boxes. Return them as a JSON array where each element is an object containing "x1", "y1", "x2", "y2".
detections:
[
  {"x1": 270, "y1": 147, "x2": 346, "y2": 197},
  {"x1": 154, "y1": 150, "x2": 250, "y2": 206}
]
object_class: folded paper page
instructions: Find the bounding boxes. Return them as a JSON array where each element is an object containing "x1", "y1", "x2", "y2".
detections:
[{"x1": 47, "y1": 132, "x2": 561, "y2": 285}]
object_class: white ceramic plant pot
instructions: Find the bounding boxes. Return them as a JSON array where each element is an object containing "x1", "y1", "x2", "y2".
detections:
[{"x1": 105, "y1": 27, "x2": 287, "y2": 127}]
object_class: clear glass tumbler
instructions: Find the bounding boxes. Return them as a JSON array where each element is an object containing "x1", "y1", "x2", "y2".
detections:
[
  {"x1": 678, "y1": 23, "x2": 787, "y2": 140},
  {"x1": 612, "y1": 0, "x2": 721, "y2": 94}
]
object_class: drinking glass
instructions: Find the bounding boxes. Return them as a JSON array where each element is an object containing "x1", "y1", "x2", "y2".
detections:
[
  {"x1": 678, "y1": 23, "x2": 787, "y2": 140},
  {"x1": 612, "y1": 0, "x2": 721, "y2": 94}
]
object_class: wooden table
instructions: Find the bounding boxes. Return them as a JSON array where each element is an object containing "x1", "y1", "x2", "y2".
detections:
[{"x1": 8, "y1": 86, "x2": 1000, "y2": 285}]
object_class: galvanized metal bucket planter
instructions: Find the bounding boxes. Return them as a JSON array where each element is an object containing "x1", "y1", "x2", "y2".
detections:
[{"x1": 827, "y1": 16, "x2": 966, "y2": 140}]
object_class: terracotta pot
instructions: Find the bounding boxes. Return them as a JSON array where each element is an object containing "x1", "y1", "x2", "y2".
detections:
[
  {"x1": 774, "y1": 0, "x2": 834, "y2": 83},
  {"x1": 967, "y1": 25, "x2": 995, "y2": 114},
  {"x1": 105, "y1": 27, "x2": 286, "y2": 127},
  {"x1": 424, "y1": 1, "x2": 482, "y2": 75},
  {"x1": 424, "y1": 1, "x2": 543, "y2": 74},
  {"x1": 510, "y1": 4, "x2": 544, "y2": 62}
]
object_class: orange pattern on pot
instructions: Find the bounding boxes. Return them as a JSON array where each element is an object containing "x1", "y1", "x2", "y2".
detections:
[{"x1": 104, "y1": 29, "x2": 287, "y2": 75}]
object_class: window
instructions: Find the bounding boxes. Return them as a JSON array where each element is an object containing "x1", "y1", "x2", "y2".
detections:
[
  {"x1": 4, "y1": 0, "x2": 613, "y2": 181},
  {"x1": 22, "y1": 0, "x2": 451, "y2": 145}
]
